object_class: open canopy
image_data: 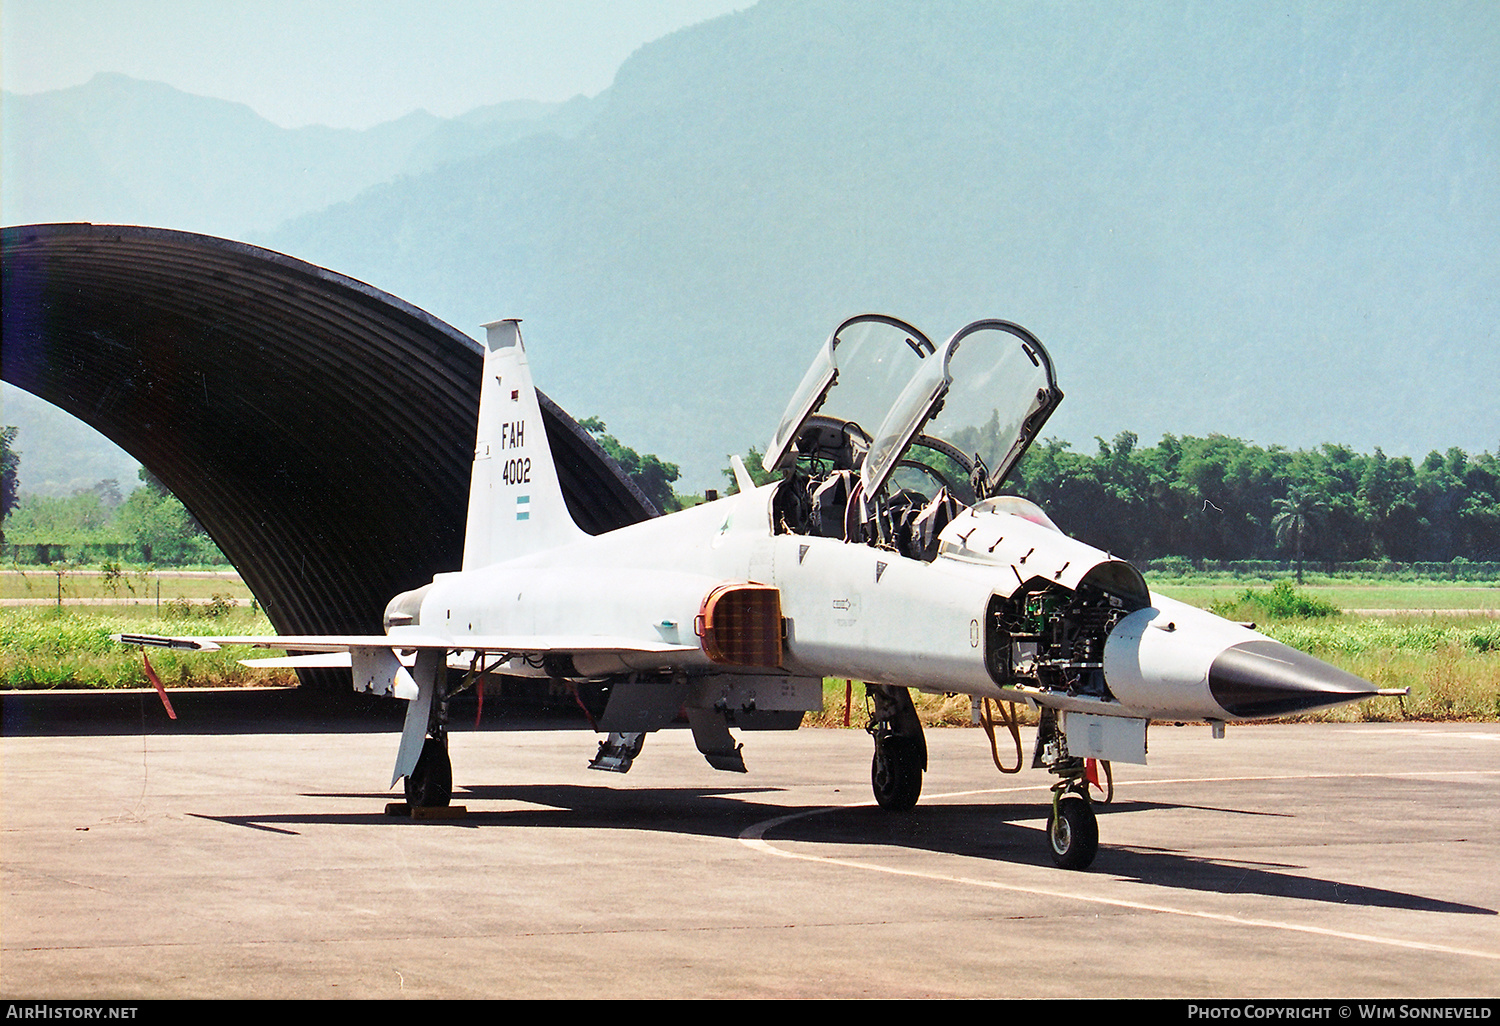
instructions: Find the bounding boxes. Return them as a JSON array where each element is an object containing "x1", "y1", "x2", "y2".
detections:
[
  {"x1": 767, "y1": 315, "x2": 1061, "y2": 502},
  {"x1": 765, "y1": 314, "x2": 935, "y2": 476}
]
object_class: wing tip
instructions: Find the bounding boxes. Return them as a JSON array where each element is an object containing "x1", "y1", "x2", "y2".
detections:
[{"x1": 113, "y1": 633, "x2": 221, "y2": 652}]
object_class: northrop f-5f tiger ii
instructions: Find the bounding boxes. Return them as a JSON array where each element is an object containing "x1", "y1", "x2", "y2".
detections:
[{"x1": 120, "y1": 314, "x2": 1398, "y2": 869}]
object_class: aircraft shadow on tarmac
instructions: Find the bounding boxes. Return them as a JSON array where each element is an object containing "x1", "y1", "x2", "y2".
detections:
[{"x1": 189, "y1": 782, "x2": 1495, "y2": 917}]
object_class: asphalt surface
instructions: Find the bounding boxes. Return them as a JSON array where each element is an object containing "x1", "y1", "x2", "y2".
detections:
[{"x1": 2, "y1": 692, "x2": 1496, "y2": 999}]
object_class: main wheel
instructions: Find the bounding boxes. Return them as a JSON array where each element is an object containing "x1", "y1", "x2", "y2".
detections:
[
  {"x1": 405, "y1": 736, "x2": 453, "y2": 808},
  {"x1": 1047, "y1": 796, "x2": 1098, "y2": 870},
  {"x1": 871, "y1": 736, "x2": 923, "y2": 810}
]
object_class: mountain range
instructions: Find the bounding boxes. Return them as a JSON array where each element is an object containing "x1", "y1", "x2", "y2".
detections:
[{"x1": 4, "y1": 0, "x2": 1496, "y2": 492}]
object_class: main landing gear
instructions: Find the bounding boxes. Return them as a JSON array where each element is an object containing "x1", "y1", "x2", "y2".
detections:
[
  {"x1": 398, "y1": 650, "x2": 457, "y2": 812},
  {"x1": 866, "y1": 684, "x2": 926, "y2": 810},
  {"x1": 405, "y1": 735, "x2": 453, "y2": 808}
]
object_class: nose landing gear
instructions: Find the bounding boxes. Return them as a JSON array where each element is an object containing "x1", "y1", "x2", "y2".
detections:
[
  {"x1": 1047, "y1": 783, "x2": 1098, "y2": 870},
  {"x1": 1036, "y1": 707, "x2": 1099, "y2": 869}
]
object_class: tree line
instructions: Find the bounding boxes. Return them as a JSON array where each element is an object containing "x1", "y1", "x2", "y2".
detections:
[
  {"x1": 1007, "y1": 433, "x2": 1500, "y2": 565},
  {"x1": 3, "y1": 427, "x2": 224, "y2": 566},
  {"x1": 7, "y1": 423, "x2": 1497, "y2": 567}
]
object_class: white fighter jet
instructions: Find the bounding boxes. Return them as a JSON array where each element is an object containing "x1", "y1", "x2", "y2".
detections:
[{"x1": 120, "y1": 314, "x2": 1396, "y2": 869}]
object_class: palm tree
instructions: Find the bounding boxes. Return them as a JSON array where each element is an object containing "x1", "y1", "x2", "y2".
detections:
[{"x1": 1272, "y1": 486, "x2": 1329, "y2": 583}]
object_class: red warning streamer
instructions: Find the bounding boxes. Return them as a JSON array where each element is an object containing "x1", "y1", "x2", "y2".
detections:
[{"x1": 140, "y1": 649, "x2": 178, "y2": 720}]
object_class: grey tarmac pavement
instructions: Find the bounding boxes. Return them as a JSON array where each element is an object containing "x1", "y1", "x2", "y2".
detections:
[{"x1": 1, "y1": 703, "x2": 1496, "y2": 999}]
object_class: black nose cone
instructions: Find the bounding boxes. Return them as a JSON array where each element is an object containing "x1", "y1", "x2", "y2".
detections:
[{"x1": 1209, "y1": 639, "x2": 1378, "y2": 718}]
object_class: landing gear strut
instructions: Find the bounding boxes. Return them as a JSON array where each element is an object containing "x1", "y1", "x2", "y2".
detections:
[
  {"x1": 401, "y1": 651, "x2": 454, "y2": 808},
  {"x1": 1035, "y1": 708, "x2": 1098, "y2": 869},
  {"x1": 866, "y1": 684, "x2": 926, "y2": 810},
  {"x1": 405, "y1": 735, "x2": 453, "y2": 808}
]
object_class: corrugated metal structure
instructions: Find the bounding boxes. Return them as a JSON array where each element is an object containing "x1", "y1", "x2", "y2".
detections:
[{"x1": 2, "y1": 223, "x2": 656, "y2": 677}]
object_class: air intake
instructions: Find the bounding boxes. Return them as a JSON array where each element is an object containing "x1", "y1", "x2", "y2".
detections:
[{"x1": 696, "y1": 584, "x2": 783, "y2": 667}]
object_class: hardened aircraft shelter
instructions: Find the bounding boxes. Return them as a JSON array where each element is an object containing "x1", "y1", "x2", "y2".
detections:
[{"x1": 2, "y1": 223, "x2": 655, "y2": 684}]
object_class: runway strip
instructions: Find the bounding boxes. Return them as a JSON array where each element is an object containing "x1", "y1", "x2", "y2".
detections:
[{"x1": 740, "y1": 770, "x2": 1500, "y2": 963}]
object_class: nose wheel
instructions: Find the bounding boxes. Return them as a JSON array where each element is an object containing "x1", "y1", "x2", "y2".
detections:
[{"x1": 1047, "y1": 791, "x2": 1098, "y2": 870}]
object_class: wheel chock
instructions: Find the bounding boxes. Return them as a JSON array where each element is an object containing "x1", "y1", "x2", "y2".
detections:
[{"x1": 384, "y1": 802, "x2": 468, "y2": 820}]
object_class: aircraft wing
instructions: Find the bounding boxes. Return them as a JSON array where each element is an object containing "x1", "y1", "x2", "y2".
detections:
[
  {"x1": 113, "y1": 632, "x2": 697, "y2": 656},
  {"x1": 114, "y1": 632, "x2": 444, "y2": 653}
]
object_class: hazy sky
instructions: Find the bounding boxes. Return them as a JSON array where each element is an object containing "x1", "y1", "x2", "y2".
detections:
[{"x1": 2, "y1": 0, "x2": 751, "y2": 128}]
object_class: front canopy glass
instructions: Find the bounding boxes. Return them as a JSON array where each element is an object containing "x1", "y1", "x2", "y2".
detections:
[{"x1": 764, "y1": 315, "x2": 934, "y2": 476}]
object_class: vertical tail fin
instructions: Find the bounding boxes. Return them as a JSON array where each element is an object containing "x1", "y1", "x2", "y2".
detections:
[{"x1": 462, "y1": 320, "x2": 586, "y2": 570}]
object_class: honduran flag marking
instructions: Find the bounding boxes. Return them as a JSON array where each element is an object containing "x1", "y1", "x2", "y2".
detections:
[{"x1": 516, "y1": 495, "x2": 531, "y2": 520}]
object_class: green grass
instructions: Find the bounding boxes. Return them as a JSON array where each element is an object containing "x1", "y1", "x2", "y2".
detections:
[
  {"x1": 1252, "y1": 614, "x2": 1500, "y2": 722},
  {"x1": 1207, "y1": 580, "x2": 1340, "y2": 620},
  {"x1": 1156, "y1": 582, "x2": 1499, "y2": 611},
  {"x1": 0, "y1": 607, "x2": 295, "y2": 690}
]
